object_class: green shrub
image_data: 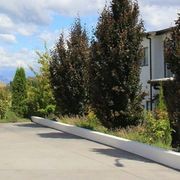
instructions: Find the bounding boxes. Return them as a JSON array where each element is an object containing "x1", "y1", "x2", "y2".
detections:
[
  {"x1": 38, "y1": 104, "x2": 56, "y2": 118},
  {"x1": 143, "y1": 111, "x2": 172, "y2": 146},
  {"x1": 143, "y1": 85, "x2": 172, "y2": 147},
  {"x1": 4, "y1": 110, "x2": 19, "y2": 123},
  {"x1": 0, "y1": 86, "x2": 11, "y2": 119},
  {"x1": 58, "y1": 114, "x2": 172, "y2": 150},
  {"x1": 59, "y1": 111, "x2": 108, "y2": 133},
  {"x1": 76, "y1": 111, "x2": 107, "y2": 132}
]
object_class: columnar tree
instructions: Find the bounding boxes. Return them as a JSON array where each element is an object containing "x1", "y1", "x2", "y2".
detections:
[
  {"x1": 50, "y1": 34, "x2": 67, "y2": 114},
  {"x1": 26, "y1": 49, "x2": 56, "y2": 117},
  {"x1": 89, "y1": 0, "x2": 144, "y2": 128},
  {"x1": 50, "y1": 18, "x2": 89, "y2": 115},
  {"x1": 164, "y1": 14, "x2": 180, "y2": 147},
  {"x1": 12, "y1": 67, "x2": 27, "y2": 117}
]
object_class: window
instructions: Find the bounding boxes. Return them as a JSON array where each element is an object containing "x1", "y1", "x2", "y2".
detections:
[{"x1": 141, "y1": 47, "x2": 148, "y2": 66}]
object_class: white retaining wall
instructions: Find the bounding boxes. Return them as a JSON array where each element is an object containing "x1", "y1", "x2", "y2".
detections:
[{"x1": 31, "y1": 116, "x2": 180, "y2": 170}]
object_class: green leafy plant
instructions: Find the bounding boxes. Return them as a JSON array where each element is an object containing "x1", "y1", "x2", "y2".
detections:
[
  {"x1": 76, "y1": 110, "x2": 107, "y2": 132},
  {"x1": 143, "y1": 85, "x2": 172, "y2": 147},
  {"x1": 11, "y1": 67, "x2": 27, "y2": 117},
  {"x1": 26, "y1": 48, "x2": 56, "y2": 118},
  {"x1": 0, "y1": 85, "x2": 11, "y2": 119}
]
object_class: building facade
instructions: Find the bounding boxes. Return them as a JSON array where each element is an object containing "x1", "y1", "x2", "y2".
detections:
[{"x1": 140, "y1": 28, "x2": 173, "y2": 110}]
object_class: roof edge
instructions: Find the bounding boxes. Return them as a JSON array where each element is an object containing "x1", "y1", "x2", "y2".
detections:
[{"x1": 144, "y1": 27, "x2": 174, "y2": 36}]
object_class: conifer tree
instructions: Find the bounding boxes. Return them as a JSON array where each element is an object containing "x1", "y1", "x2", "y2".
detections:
[
  {"x1": 12, "y1": 67, "x2": 27, "y2": 117},
  {"x1": 50, "y1": 34, "x2": 68, "y2": 114},
  {"x1": 50, "y1": 18, "x2": 89, "y2": 115},
  {"x1": 164, "y1": 14, "x2": 180, "y2": 147},
  {"x1": 89, "y1": 0, "x2": 144, "y2": 128}
]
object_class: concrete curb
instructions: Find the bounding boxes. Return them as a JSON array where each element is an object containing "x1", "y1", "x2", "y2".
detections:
[{"x1": 31, "y1": 116, "x2": 180, "y2": 170}]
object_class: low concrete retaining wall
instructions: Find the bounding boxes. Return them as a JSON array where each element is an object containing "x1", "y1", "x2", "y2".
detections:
[{"x1": 31, "y1": 116, "x2": 180, "y2": 170}]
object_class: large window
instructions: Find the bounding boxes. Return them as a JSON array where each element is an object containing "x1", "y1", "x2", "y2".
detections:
[{"x1": 141, "y1": 47, "x2": 148, "y2": 66}]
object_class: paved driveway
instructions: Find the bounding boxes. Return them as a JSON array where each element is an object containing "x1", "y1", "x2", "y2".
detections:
[{"x1": 0, "y1": 122, "x2": 179, "y2": 180}]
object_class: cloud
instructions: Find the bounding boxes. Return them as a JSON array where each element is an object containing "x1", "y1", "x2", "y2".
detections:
[
  {"x1": 39, "y1": 30, "x2": 60, "y2": 45},
  {"x1": 0, "y1": 0, "x2": 50, "y2": 25},
  {"x1": 0, "y1": 0, "x2": 109, "y2": 42},
  {"x1": 0, "y1": 34, "x2": 16, "y2": 43},
  {"x1": 0, "y1": 47, "x2": 37, "y2": 68},
  {"x1": 38, "y1": 28, "x2": 70, "y2": 48},
  {"x1": 140, "y1": 0, "x2": 180, "y2": 6},
  {"x1": 0, "y1": 0, "x2": 109, "y2": 25},
  {"x1": 16, "y1": 24, "x2": 37, "y2": 36},
  {"x1": 0, "y1": 13, "x2": 37, "y2": 37},
  {"x1": 0, "y1": 14, "x2": 14, "y2": 32},
  {"x1": 139, "y1": 0, "x2": 180, "y2": 31},
  {"x1": 46, "y1": 0, "x2": 110, "y2": 16},
  {"x1": 0, "y1": 0, "x2": 178, "y2": 37}
]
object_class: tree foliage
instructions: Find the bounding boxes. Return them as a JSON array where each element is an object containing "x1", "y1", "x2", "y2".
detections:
[
  {"x1": 144, "y1": 84, "x2": 172, "y2": 146},
  {"x1": 0, "y1": 83, "x2": 11, "y2": 119},
  {"x1": 27, "y1": 49, "x2": 56, "y2": 117},
  {"x1": 11, "y1": 67, "x2": 27, "y2": 117},
  {"x1": 164, "y1": 14, "x2": 180, "y2": 147},
  {"x1": 89, "y1": 0, "x2": 144, "y2": 128},
  {"x1": 50, "y1": 18, "x2": 89, "y2": 115}
]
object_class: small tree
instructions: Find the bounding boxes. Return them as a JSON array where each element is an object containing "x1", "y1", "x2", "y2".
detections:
[
  {"x1": 50, "y1": 18, "x2": 89, "y2": 115},
  {"x1": 89, "y1": 0, "x2": 144, "y2": 128},
  {"x1": 11, "y1": 67, "x2": 27, "y2": 117},
  {"x1": 0, "y1": 83, "x2": 11, "y2": 119},
  {"x1": 26, "y1": 48, "x2": 56, "y2": 118},
  {"x1": 164, "y1": 14, "x2": 180, "y2": 147},
  {"x1": 50, "y1": 34, "x2": 67, "y2": 115}
]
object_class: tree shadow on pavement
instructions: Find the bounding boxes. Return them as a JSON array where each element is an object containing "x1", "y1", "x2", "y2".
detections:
[
  {"x1": 37, "y1": 132, "x2": 82, "y2": 139},
  {"x1": 91, "y1": 147, "x2": 153, "y2": 168},
  {"x1": 15, "y1": 123, "x2": 46, "y2": 128}
]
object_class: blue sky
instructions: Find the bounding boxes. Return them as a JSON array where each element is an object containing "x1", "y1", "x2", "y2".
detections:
[{"x1": 0, "y1": 0, "x2": 179, "y2": 83}]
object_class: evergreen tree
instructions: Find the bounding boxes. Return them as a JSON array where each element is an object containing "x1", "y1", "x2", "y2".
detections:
[
  {"x1": 164, "y1": 14, "x2": 180, "y2": 147},
  {"x1": 12, "y1": 67, "x2": 27, "y2": 117},
  {"x1": 50, "y1": 34, "x2": 67, "y2": 114},
  {"x1": 89, "y1": 0, "x2": 144, "y2": 128},
  {"x1": 50, "y1": 18, "x2": 89, "y2": 115}
]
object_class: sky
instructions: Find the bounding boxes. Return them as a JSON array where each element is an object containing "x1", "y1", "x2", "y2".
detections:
[{"x1": 0, "y1": 0, "x2": 179, "y2": 83}]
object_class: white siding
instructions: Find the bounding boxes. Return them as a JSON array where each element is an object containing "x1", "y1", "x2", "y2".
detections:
[
  {"x1": 140, "y1": 32, "x2": 170, "y2": 109},
  {"x1": 140, "y1": 38, "x2": 150, "y2": 108},
  {"x1": 152, "y1": 35, "x2": 165, "y2": 79}
]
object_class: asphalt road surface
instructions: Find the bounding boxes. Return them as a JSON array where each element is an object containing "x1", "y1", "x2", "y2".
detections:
[{"x1": 0, "y1": 122, "x2": 179, "y2": 180}]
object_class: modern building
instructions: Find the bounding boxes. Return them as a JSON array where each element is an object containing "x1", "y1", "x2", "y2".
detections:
[{"x1": 140, "y1": 27, "x2": 174, "y2": 110}]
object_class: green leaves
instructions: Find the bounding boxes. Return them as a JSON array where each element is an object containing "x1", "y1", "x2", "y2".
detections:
[
  {"x1": 11, "y1": 67, "x2": 27, "y2": 117},
  {"x1": 0, "y1": 85, "x2": 11, "y2": 119},
  {"x1": 26, "y1": 49, "x2": 56, "y2": 118}
]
